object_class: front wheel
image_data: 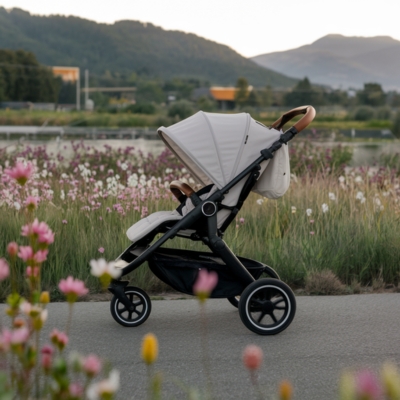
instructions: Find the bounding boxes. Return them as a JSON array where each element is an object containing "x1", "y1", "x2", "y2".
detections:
[
  {"x1": 238, "y1": 278, "x2": 296, "y2": 335},
  {"x1": 110, "y1": 286, "x2": 151, "y2": 327}
]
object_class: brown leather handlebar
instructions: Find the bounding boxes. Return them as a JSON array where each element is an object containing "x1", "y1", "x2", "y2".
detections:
[
  {"x1": 170, "y1": 180, "x2": 195, "y2": 201},
  {"x1": 270, "y1": 105, "x2": 316, "y2": 132}
]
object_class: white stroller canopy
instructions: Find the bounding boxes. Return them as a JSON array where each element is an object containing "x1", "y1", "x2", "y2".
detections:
[{"x1": 158, "y1": 111, "x2": 286, "y2": 190}]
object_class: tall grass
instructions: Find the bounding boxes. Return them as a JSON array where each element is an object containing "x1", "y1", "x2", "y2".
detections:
[{"x1": 1, "y1": 140, "x2": 399, "y2": 299}]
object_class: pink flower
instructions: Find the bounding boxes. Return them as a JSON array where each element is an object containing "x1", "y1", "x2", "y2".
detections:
[
  {"x1": 0, "y1": 329, "x2": 12, "y2": 351},
  {"x1": 34, "y1": 249, "x2": 48, "y2": 264},
  {"x1": 193, "y1": 269, "x2": 218, "y2": 302},
  {"x1": 7, "y1": 242, "x2": 18, "y2": 258},
  {"x1": 58, "y1": 276, "x2": 89, "y2": 303},
  {"x1": 243, "y1": 345, "x2": 263, "y2": 370},
  {"x1": 62, "y1": 219, "x2": 68, "y2": 224},
  {"x1": 25, "y1": 195, "x2": 39, "y2": 211},
  {"x1": 355, "y1": 370, "x2": 382, "y2": 400},
  {"x1": 310, "y1": 231, "x2": 315, "y2": 235},
  {"x1": 41, "y1": 344, "x2": 54, "y2": 370},
  {"x1": 239, "y1": 217, "x2": 245, "y2": 224},
  {"x1": 83, "y1": 354, "x2": 102, "y2": 377},
  {"x1": 0, "y1": 258, "x2": 10, "y2": 281},
  {"x1": 11, "y1": 327, "x2": 30, "y2": 345},
  {"x1": 98, "y1": 247, "x2": 105, "y2": 254},
  {"x1": 21, "y1": 219, "x2": 54, "y2": 245},
  {"x1": 69, "y1": 382, "x2": 84, "y2": 398},
  {"x1": 50, "y1": 329, "x2": 69, "y2": 350},
  {"x1": 5, "y1": 161, "x2": 34, "y2": 186},
  {"x1": 18, "y1": 246, "x2": 34, "y2": 262}
]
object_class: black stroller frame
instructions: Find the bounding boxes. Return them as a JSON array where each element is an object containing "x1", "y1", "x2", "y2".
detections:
[{"x1": 108, "y1": 106, "x2": 316, "y2": 335}]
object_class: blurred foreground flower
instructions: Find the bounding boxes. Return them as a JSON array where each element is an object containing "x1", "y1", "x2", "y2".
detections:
[
  {"x1": 141, "y1": 333, "x2": 158, "y2": 365},
  {"x1": 58, "y1": 276, "x2": 89, "y2": 303},
  {"x1": 193, "y1": 269, "x2": 218, "y2": 303},
  {"x1": 87, "y1": 369, "x2": 120, "y2": 400},
  {"x1": 5, "y1": 160, "x2": 34, "y2": 186},
  {"x1": 90, "y1": 258, "x2": 121, "y2": 288},
  {"x1": 279, "y1": 379, "x2": 293, "y2": 400},
  {"x1": 0, "y1": 258, "x2": 10, "y2": 281},
  {"x1": 242, "y1": 345, "x2": 263, "y2": 371}
]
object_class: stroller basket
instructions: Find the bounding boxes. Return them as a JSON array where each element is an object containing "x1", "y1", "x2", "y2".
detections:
[{"x1": 148, "y1": 248, "x2": 270, "y2": 298}]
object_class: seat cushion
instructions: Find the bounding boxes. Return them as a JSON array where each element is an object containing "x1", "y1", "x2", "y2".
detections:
[{"x1": 126, "y1": 210, "x2": 182, "y2": 243}]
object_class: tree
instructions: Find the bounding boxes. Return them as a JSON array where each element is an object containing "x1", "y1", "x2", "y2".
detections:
[
  {"x1": 357, "y1": 83, "x2": 385, "y2": 107},
  {"x1": 284, "y1": 77, "x2": 324, "y2": 107},
  {"x1": 0, "y1": 69, "x2": 5, "y2": 101},
  {"x1": 235, "y1": 77, "x2": 249, "y2": 108},
  {"x1": 136, "y1": 81, "x2": 165, "y2": 103}
]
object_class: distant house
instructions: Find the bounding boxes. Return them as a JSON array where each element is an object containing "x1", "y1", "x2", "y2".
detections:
[{"x1": 209, "y1": 87, "x2": 237, "y2": 110}]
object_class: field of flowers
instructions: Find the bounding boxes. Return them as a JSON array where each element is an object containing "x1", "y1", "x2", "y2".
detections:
[{"x1": 1, "y1": 139, "x2": 399, "y2": 299}]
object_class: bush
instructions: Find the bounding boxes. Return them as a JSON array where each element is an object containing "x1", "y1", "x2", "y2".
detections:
[
  {"x1": 125, "y1": 102, "x2": 156, "y2": 115},
  {"x1": 353, "y1": 106, "x2": 375, "y2": 121},
  {"x1": 167, "y1": 100, "x2": 194, "y2": 120}
]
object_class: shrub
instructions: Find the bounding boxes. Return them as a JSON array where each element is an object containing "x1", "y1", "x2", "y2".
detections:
[
  {"x1": 353, "y1": 106, "x2": 375, "y2": 121},
  {"x1": 167, "y1": 100, "x2": 194, "y2": 120},
  {"x1": 305, "y1": 270, "x2": 346, "y2": 295}
]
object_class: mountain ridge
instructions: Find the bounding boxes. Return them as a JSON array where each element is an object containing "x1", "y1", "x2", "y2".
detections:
[
  {"x1": 0, "y1": 7, "x2": 296, "y2": 88},
  {"x1": 251, "y1": 34, "x2": 400, "y2": 89}
]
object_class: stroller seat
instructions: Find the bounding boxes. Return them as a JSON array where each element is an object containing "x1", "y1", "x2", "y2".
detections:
[{"x1": 126, "y1": 210, "x2": 182, "y2": 243}]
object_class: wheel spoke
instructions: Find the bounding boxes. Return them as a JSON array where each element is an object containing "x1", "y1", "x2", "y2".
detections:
[
  {"x1": 128, "y1": 310, "x2": 133, "y2": 319},
  {"x1": 257, "y1": 312, "x2": 266, "y2": 323},
  {"x1": 275, "y1": 305, "x2": 286, "y2": 310},
  {"x1": 133, "y1": 301, "x2": 142, "y2": 307},
  {"x1": 118, "y1": 306, "x2": 127, "y2": 313},
  {"x1": 270, "y1": 312, "x2": 278, "y2": 323},
  {"x1": 273, "y1": 298, "x2": 284, "y2": 306}
]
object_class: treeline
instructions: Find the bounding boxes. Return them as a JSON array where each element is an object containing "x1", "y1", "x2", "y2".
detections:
[{"x1": 0, "y1": 49, "x2": 61, "y2": 103}]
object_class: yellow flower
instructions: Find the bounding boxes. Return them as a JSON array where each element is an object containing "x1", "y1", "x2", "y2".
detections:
[
  {"x1": 381, "y1": 362, "x2": 400, "y2": 399},
  {"x1": 279, "y1": 380, "x2": 293, "y2": 400},
  {"x1": 141, "y1": 333, "x2": 158, "y2": 365},
  {"x1": 40, "y1": 291, "x2": 50, "y2": 304}
]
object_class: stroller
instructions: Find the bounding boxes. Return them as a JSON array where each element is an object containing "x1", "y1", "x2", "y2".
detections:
[{"x1": 108, "y1": 106, "x2": 316, "y2": 335}]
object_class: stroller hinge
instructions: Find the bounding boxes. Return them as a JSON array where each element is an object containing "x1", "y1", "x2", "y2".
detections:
[
  {"x1": 261, "y1": 148, "x2": 274, "y2": 160},
  {"x1": 108, "y1": 281, "x2": 135, "y2": 311}
]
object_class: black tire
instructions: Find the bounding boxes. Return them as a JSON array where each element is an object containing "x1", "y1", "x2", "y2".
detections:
[
  {"x1": 110, "y1": 286, "x2": 151, "y2": 327},
  {"x1": 227, "y1": 266, "x2": 280, "y2": 309},
  {"x1": 239, "y1": 278, "x2": 296, "y2": 335}
]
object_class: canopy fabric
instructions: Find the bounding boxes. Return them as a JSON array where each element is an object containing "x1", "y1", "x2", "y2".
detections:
[{"x1": 158, "y1": 111, "x2": 285, "y2": 190}]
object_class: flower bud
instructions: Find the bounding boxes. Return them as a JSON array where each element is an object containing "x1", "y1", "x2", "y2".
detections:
[{"x1": 141, "y1": 333, "x2": 158, "y2": 365}]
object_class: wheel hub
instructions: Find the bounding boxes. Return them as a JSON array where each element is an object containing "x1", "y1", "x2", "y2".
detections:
[{"x1": 262, "y1": 300, "x2": 275, "y2": 314}]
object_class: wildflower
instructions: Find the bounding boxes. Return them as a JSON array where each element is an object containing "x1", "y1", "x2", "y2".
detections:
[
  {"x1": 7, "y1": 242, "x2": 18, "y2": 259},
  {"x1": 310, "y1": 231, "x2": 315, "y2": 235},
  {"x1": 239, "y1": 217, "x2": 245, "y2": 224},
  {"x1": 62, "y1": 219, "x2": 68, "y2": 224},
  {"x1": 18, "y1": 246, "x2": 34, "y2": 262},
  {"x1": 141, "y1": 333, "x2": 158, "y2": 365},
  {"x1": 50, "y1": 329, "x2": 69, "y2": 351},
  {"x1": 83, "y1": 354, "x2": 102, "y2": 377},
  {"x1": 306, "y1": 208, "x2": 312, "y2": 216},
  {"x1": 26, "y1": 266, "x2": 40, "y2": 278},
  {"x1": 291, "y1": 206, "x2": 296, "y2": 214},
  {"x1": 69, "y1": 383, "x2": 84, "y2": 398},
  {"x1": 5, "y1": 161, "x2": 34, "y2": 186},
  {"x1": 381, "y1": 362, "x2": 400, "y2": 399},
  {"x1": 256, "y1": 198, "x2": 264, "y2": 205},
  {"x1": 58, "y1": 276, "x2": 89, "y2": 303},
  {"x1": 328, "y1": 192, "x2": 336, "y2": 201},
  {"x1": 41, "y1": 344, "x2": 54, "y2": 371},
  {"x1": 21, "y1": 219, "x2": 54, "y2": 246},
  {"x1": 98, "y1": 247, "x2": 105, "y2": 254},
  {"x1": 87, "y1": 370, "x2": 120, "y2": 400},
  {"x1": 90, "y1": 259, "x2": 121, "y2": 288},
  {"x1": 339, "y1": 176, "x2": 345, "y2": 183},
  {"x1": 25, "y1": 196, "x2": 39, "y2": 211},
  {"x1": 310, "y1": 219, "x2": 314, "y2": 224},
  {"x1": 355, "y1": 176, "x2": 363, "y2": 183},
  {"x1": 193, "y1": 269, "x2": 218, "y2": 302},
  {"x1": 278, "y1": 380, "x2": 293, "y2": 400},
  {"x1": 0, "y1": 258, "x2": 10, "y2": 281},
  {"x1": 356, "y1": 191, "x2": 365, "y2": 201},
  {"x1": 10, "y1": 327, "x2": 30, "y2": 345},
  {"x1": 322, "y1": 203, "x2": 329, "y2": 213},
  {"x1": 40, "y1": 291, "x2": 50, "y2": 304},
  {"x1": 14, "y1": 201, "x2": 21, "y2": 210},
  {"x1": 34, "y1": 249, "x2": 49, "y2": 264},
  {"x1": 355, "y1": 370, "x2": 382, "y2": 400},
  {"x1": 242, "y1": 345, "x2": 263, "y2": 370}
]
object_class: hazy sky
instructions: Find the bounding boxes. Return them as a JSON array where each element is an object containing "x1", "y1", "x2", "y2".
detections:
[{"x1": 1, "y1": 0, "x2": 399, "y2": 57}]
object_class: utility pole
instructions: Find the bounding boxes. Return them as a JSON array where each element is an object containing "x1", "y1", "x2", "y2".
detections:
[
  {"x1": 85, "y1": 69, "x2": 89, "y2": 110},
  {"x1": 76, "y1": 68, "x2": 81, "y2": 111}
]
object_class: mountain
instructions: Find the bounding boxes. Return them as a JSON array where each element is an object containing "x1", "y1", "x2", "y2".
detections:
[
  {"x1": 0, "y1": 7, "x2": 297, "y2": 88},
  {"x1": 251, "y1": 34, "x2": 400, "y2": 90}
]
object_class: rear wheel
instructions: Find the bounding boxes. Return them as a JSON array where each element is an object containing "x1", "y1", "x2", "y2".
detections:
[
  {"x1": 238, "y1": 278, "x2": 296, "y2": 335},
  {"x1": 227, "y1": 266, "x2": 280, "y2": 309},
  {"x1": 110, "y1": 286, "x2": 151, "y2": 327}
]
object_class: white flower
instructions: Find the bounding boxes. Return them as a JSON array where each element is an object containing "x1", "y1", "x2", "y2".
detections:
[
  {"x1": 322, "y1": 203, "x2": 329, "y2": 213},
  {"x1": 338, "y1": 176, "x2": 345, "y2": 183},
  {"x1": 356, "y1": 191, "x2": 365, "y2": 201},
  {"x1": 60, "y1": 190, "x2": 65, "y2": 200},
  {"x1": 120, "y1": 163, "x2": 128, "y2": 171},
  {"x1": 256, "y1": 199, "x2": 264, "y2": 205},
  {"x1": 14, "y1": 201, "x2": 21, "y2": 210},
  {"x1": 290, "y1": 174, "x2": 298, "y2": 183},
  {"x1": 382, "y1": 192, "x2": 389, "y2": 197},
  {"x1": 328, "y1": 192, "x2": 336, "y2": 201},
  {"x1": 355, "y1": 176, "x2": 363, "y2": 183},
  {"x1": 182, "y1": 168, "x2": 187, "y2": 174},
  {"x1": 306, "y1": 208, "x2": 312, "y2": 216},
  {"x1": 87, "y1": 370, "x2": 120, "y2": 400},
  {"x1": 165, "y1": 168, "x2": 173, "y2": 174},
  {"x1": 291, "y1": 206, "x2": 296, "y2": 214},
  {"x1": 90, "y1": 259, "x2": 121, "y2": 279},
  {"x1": 374, "y1": 198, "x2": 382, "y2": 206}
]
